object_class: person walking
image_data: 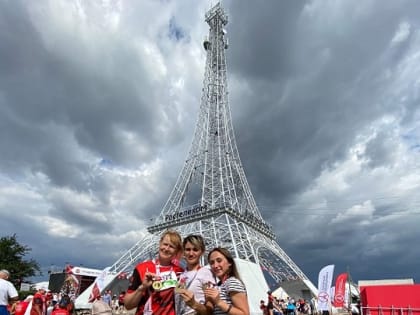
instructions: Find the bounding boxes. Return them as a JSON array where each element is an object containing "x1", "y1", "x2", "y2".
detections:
[
  {"x1": 124, "y1": 230, "x2": 184, "y2": 315},
  {"x1": 203, "y1": 248, "x2": 249, "y2": 315},
  {"x1": 0, "y1": 270, "x2": 19, "y2": 315},
  {"x1": 102, "y1": 290, "x2": 112, "y2": 307},
  {"x1": 176, "y1": 235, "x2": 215, "y2": 315}
]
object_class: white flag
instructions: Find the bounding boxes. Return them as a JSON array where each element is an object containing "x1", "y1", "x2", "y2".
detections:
[
  {"x1": 89, "y1": 266, "x2": 111, "y2": 302},
  {"x1": 317, "y1": 264, "x2": 335, "y2": 311}
]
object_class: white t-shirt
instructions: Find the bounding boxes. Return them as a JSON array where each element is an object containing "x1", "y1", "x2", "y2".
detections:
[
  {"x1": 176, "y1": 266, "x2": 215, "y2": 315},
  {"x1": 0, "y1": 279, "x2": 18, "y2": 305}
]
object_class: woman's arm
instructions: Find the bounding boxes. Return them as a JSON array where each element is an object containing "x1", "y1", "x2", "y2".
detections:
[
  {"x1": 180, "y1": 289, "x2": 213, "y2": 315},
  {"x1": 124, "y1": 269, "x2": 154, "y2": 310},
  {"x1": 214, "y1": 291, "x2": 249, "y2": 315},
  {"x1": 123, "y1": 284, "x2": 147, "y2": 310}
]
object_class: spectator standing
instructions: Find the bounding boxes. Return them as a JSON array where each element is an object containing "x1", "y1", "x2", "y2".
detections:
[
  {"x1": 260, "y1": 300, "x2": 268, "y2": 315},
  {"x1": 0, "y1": 270, "x2": 19, "y2": 315},
  {"x1": 273, "y1": 298, "x2": 283, "y2": 315},
  {"x1": 51, "y1": 300, "x2": 69, "y2": 315},
  {"x1": 31, "y1": 287, "x2": 48, "y2": 315},
  {"x1": 286, "y1": 299, "x2": 296, "y2": 315},
  {"x1": 102, "y1": 291, "x2": 112, "y2": 307},
  {"x1": 267, "y1": 291, "x2": 274, "y2": 315},
  {"x1": 58, "y1": 296, "x2": 73, "y2": 315},
  {"x1": 117, "y1": 291, "x2": 125, "y2": 311}
]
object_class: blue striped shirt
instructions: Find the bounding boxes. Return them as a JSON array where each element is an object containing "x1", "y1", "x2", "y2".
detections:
[{"x1": 213, "y1": 277, "x2": 246, "y2": 315}]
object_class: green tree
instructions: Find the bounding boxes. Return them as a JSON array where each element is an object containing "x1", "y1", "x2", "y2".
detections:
[{"x1": 0, "y1": 234, "x2": 41, "y2": 288}]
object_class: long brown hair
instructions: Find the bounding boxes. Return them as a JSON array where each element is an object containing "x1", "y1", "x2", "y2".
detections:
[{"x1": 208, "y1": 247, "x2": 242, "y2": 282}]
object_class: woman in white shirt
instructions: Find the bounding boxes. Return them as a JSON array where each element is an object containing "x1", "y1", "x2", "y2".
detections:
[{"x1": 176, "y1": 235, "x2": 215, "y2": 315}]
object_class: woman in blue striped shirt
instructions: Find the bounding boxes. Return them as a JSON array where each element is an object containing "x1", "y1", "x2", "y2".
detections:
[{"x1": 203, "y1": 248, "x2": 249, "y2": 315}]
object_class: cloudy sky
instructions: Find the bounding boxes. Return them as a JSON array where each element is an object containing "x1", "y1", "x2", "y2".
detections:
[{"x1": 1, "y1": 0, "x2": 420, "y2": 287}]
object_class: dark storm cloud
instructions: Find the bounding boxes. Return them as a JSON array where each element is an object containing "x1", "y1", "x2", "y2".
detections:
[
  {"x1": 227, "y1": 2, "x2": 304, "y2": 81},
  {"x1": 0, "y1": 0, "x2": 191, "y2": 220},
  {"x1": 226, "y1": 0, "x2": 420, "y2": 201},
  {"x1": 0, "y1": 0, "x2": 184, "y2": 167},
  {"x1": 0, "y1": 0, "x2": 192, "y2": 279}
]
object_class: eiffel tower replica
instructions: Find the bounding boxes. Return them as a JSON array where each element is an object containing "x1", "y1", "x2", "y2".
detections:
[{"x1": 76, "y1": 3, "x2": 314, "y2": 309}]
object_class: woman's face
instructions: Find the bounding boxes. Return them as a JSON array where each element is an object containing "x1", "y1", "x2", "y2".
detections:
[
  {"x1": 208, "y1": 250, "x2": 231, "y2": 279},
  {"x1": 184, "y1": 241, "x2": 203, "y2": 267},
  {"x1": 158, "y1": 235, "x2": 178, "y2": 264}
]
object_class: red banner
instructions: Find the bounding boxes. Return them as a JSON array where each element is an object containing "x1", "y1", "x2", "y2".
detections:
[{"x1": 333, "y1": 273, "x2": 347, "y2": 307}]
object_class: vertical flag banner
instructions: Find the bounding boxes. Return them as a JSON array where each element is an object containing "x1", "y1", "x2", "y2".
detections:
[
  {"x1": 333, "y1": 273, "x2": 348, "y2": 307},
  {"x1": 344, "y1": 283, "x2": 350, "y2": 307},
  {"x1": 88, "y1": 267, "x2": 111, "y2": 302},
  {"x1": 317, "y1": 264, "x2": 335, "y2": 311},
  {"x1": 330, "y1": 286, "x2": 335, "y2": 306}
]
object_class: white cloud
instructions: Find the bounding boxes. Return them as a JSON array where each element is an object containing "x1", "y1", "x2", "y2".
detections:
[{"x1": 391, "y1": 21, "x2": 411, "y2": 46}]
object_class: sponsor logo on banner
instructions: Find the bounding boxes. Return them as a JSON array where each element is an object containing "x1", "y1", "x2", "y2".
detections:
[
  {"x1": 317, "y1": 264, "x2": 335, "y2": 311},
  {"x1": 333, "y1": 273, "x2": 348, "y2": 307}
]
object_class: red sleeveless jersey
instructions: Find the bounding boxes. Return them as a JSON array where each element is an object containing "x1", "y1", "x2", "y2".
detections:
[{"x1": 127, "y1": 260, "x2": 183, "y2": 315}]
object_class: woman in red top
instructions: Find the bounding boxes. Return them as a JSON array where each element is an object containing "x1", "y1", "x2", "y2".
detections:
[
  {"x1": 51, "y1": 300, "x2": 69, "y2": 315},
  {"x1": 14, "y1": 296, "x2": 33, "y2": 315},
  {"x1": 124, "y1": 230, "x2": 184, "y2": 315}
]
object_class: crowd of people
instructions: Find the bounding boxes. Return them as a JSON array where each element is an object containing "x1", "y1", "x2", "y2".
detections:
[
  {"x1": 260, "y1": 292, "x2": 316, "y2": 315},
  {"x1": 0, "y1": 269, "x2": 75, "y2": 315}
]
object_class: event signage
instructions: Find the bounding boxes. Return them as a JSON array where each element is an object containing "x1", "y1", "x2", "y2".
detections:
[
  {"x1": 333, "y1": 273, "x2": 348, "y2": 307},
  {"x1": 88, "y1": 266, "x2": 111, "y2": 302},
  {"x1": 317, "y1": 264, "x2": 335, "y2": 311},
  {"x1": 70, "y1": 266, "x2": 103, "y2": 277},
  {"x1": 165, "y1": 205, "x2": 207, "y2": 221}
]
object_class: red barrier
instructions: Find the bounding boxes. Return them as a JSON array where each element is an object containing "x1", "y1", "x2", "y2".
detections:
[{"x1": 360, "y1": 284, "x2": 420, "y2": 315}]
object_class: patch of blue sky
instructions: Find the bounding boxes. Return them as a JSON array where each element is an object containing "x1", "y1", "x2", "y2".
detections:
[
  {"x1": 99, "y1": 158, "x2": 114, "y2": 167},
  {"x1": 409, "y1": 143, "x2": 420, "y2": 152},
  {"x1": 168, "y1": 16, "x2": 186, "y2": 41},
  {"x1": 401, "y1": 133, "x2": 420, "y2": 151}
]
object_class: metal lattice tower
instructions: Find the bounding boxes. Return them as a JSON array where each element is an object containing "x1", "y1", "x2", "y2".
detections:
[{"x1": 109, "y1": 2, "x2": 308, "y2": 285}]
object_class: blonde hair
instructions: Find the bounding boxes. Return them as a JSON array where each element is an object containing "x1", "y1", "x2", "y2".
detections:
[
  {"x1": 160, "y1": 230, "x2": 183, "y2": 254},
  {"x1": 183, "y1": 234, "x2": 206, "y2": 252}
]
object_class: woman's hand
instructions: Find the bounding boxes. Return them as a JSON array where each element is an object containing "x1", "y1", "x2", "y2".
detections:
[
  {"x1": 179, "y1": 289, "x2": 196, "y2": 307},
  {"x1": 125, "y1": 271, "x2": 155, "y2": 310},
  {"x1": 203, "y1": 287, "x2": 220, "y2": 305},
  {"x1": 178, "y1": 288, "x2": 213, "y2": 315},
  {"x1": 142, "y1": 271, "x2": 155, "y2": 288}
]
